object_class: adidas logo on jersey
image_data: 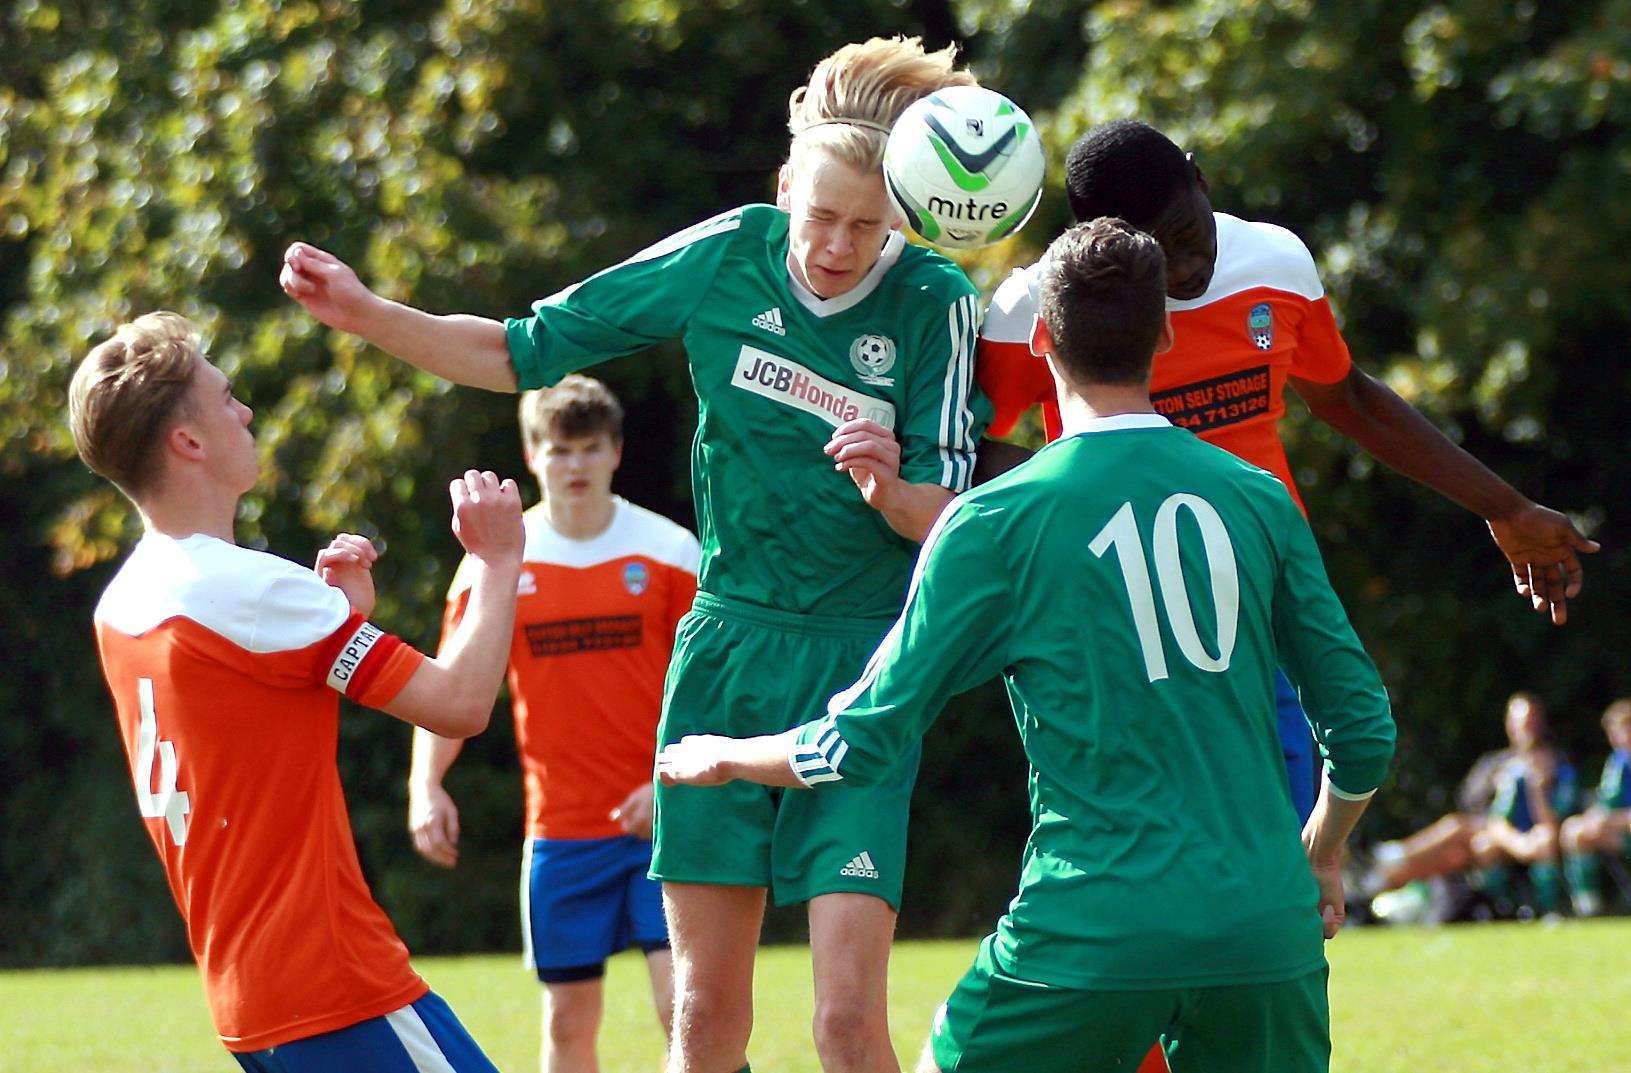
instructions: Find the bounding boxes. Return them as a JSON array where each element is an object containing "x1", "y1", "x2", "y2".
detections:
[
  {"x1": 752, "y1": 308, "x2": 786, "y2": 335},
  {"x1": 840, "y1": 851, "x2": 880, "y2": 879}
]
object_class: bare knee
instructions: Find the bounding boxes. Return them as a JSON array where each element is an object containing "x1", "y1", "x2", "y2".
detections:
[
  {"x1": 812, "y1": 994, "x2": 889, "y2": 1065},
  {"x1": 543, "y1": 983, "x2": 602, "y2": 1048},
  {"x1": 672, "y1": 982, "x2": 753, "y2": 1057}
]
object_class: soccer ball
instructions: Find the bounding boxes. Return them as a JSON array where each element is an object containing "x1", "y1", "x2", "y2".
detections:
[{"x1": 884, "y1": 85, "x2": 1045, "y2": 251}]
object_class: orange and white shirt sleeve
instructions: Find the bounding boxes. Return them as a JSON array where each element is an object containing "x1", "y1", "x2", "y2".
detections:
[
  {"x1": 977, "y1": 264, "x2": 1062, "y2": 441},
  {"x1": 92, "y1": 532, "x2": 428, "y2": 1052}
]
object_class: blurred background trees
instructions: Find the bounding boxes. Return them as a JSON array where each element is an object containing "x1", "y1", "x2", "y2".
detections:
[{"x1": 2, "y1": 0, "x2": 1625, "y2": 964}]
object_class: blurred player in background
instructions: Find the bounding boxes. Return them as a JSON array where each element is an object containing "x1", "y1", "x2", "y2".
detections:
[
  {"x1": 978, "y1": 120, "x2": 1597, "y2": 827},
  {"x1": 658, "y1": 218, "x2": 1396, "y2": 1073},
  {"x1": 1561, "y1": 700, "x2": 1631, "y2": 916},
  {"x1": 409, "y1": 375, "x2": 698, "y2": 1072},
  {"x1": 1364, "y1": 691, "x2": 1577, "y2": 915},
  {"x1": 70, "y1": 312, "x2": 522, "y2": 1072},
  {"x1": 282, "y1": 36, "x2": 991, "y2": 1073}
]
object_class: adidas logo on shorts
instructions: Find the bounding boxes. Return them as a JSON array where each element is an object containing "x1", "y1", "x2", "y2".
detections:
[
  {"x1": 840, "y1": 851, "x2": 880, "y2": 879},
  {"x1": 752, "y1": 307, "x2": 786, "y2": 335}
]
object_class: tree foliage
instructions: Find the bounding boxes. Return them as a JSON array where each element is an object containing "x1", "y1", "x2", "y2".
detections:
[{"x1": 2, "y1": 0, "x2": 1627, "y2": 964}]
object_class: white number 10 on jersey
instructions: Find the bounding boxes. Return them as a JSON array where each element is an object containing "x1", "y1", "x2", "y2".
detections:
[
  {"x1": 1089, "y1": 494, "x2": 1240, "y2": 684},
  {"x1": 135, "y1": 678, "x2": 191, "y2": 845}
]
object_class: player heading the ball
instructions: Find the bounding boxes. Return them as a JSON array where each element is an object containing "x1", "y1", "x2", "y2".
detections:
[
  {"x1": 659, "y1": 219, "x2": 1397, "y2": 1073},
  {"x1": 283, "y1": 35, "x2": 993, "y2": 1073},
  {"x1": 72, "y1": 312, "x2": 523, "y2": 1071}
]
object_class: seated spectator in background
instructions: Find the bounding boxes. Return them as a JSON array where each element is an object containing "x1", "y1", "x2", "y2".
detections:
[
  {"x1": 1561, "y1": 700, "x2": 1631, "y2": 917},
  {"x1": 1365, "y1": 692, "x2": 1578, "y2": 914}
]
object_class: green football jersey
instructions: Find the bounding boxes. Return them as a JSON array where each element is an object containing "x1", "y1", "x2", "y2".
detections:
[
  {"x1": 505, "y1": 204, "x2": 989, "y2": 619},
  {"x1": 791, "y1": 414, "x2": 1395, "y2": 990}
]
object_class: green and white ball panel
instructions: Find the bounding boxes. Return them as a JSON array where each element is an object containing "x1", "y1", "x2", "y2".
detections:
[{"x1": 884, "y1": 85, "x2": 1045, "y2": 251}]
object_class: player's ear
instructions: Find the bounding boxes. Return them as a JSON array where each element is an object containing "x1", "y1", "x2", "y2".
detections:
[
  {"x1": 1155, "y1": 312, "x2": 1176, "y2": 355},
  {"x1": 1188, "y1": 152, "x2": 1210, "y2": 196},
  {"x1": 610, "y1": 435, "x2": 624, "y2": 472},
  {"x1": 1028, "y1": 314, "x2": 1053, "y2": 360},
  {"x1": 165, "y1": 420, "x2": 207, "y2": 464}
]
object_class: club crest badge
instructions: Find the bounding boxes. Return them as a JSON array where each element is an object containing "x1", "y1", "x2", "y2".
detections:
[
  {"x1": 849, "y1": 334, "x2": 897, "y2": 386},
  {"x1": 1247, "y1": 303, "x2": 1274, "y2": 351},
  {"x1": 517, "y1": 570, "x2": 537, "y2": 596},
  {"x1": 623, "y1": 561, "x2": 650, "y2": 596}
]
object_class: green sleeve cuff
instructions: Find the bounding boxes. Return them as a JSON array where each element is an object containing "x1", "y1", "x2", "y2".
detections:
[{"x1": 504, "y1": 315, "x2": 556, "y2": 392}]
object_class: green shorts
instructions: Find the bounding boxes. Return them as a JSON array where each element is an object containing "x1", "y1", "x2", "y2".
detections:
[
  {"x1": 649, "y1": 592, "x2": 918, "y2": 909},
  {"x1": 929, "y1": 935, "x2": 1330, "y2": 1073}
]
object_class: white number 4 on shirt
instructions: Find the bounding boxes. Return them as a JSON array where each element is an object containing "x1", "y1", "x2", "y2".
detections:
[{"x1": 135, "y1": 678, "x2": 191, "y2": 845}]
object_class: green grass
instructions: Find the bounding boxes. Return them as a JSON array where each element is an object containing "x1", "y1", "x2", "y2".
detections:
[{"x1": 4, "y1": 922, "x2": 1629, "y2": 1071}]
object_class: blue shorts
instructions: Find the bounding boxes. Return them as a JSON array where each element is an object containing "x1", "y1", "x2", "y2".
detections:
[
  {"x1": 522, "y1": 835, "x2": 668, "y2": 983},
  {"x1": 232, "y1": 991, "x2": 496, "y2": 1073},
  {"x1": 1276, "y1": 669, "x2": 1317, "y2": 823}
]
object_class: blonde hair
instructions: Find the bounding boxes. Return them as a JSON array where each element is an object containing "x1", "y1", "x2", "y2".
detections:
[
  {"x1": 788, "y1": 36, "x2": 977, "y2": 174},
  {"x1": 518, "y1": 374, "x2": 624, "y2": 452},
  {"x1": 68, "y1": 311, "x2": 203, "y2": 497}
]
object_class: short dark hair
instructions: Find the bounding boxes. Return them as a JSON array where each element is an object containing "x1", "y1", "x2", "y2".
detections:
[
  {"x1": 1064, "y1": 120, "x2": 1193, "y2": 228},
  {"x1": 1036, "y1": 218, "x2": 1167, "y2": 386},
  {"x1": 518, "y1": 374, "x2": 624, "y2": 450},
  {"x1": 69, "y1": 311, "x2": 202, "y2": 498}
]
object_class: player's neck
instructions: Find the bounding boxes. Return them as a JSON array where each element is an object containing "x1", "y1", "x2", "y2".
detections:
[
  {"x1": 543, "y1": 492, "x2": 616, "y2": 541},
  {"x1": 137, "y1": 477, "x2": 240, "y2": 544},
  {"x1": 1054, "y1": 382, "x2": 1158, "y2": 434}
]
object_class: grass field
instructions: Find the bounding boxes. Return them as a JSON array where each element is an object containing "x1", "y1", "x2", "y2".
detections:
[{"x1": 4, "y1": 921, "x2": 1628, "y2": 1072}]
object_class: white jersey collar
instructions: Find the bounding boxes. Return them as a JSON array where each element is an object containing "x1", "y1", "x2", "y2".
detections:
[
  {"x1": 787, "y1": 231, "x2": 905, "y2": 318},
  {"x1": 1060, "y1": 412, "x2": 1172, "y2": 437}
]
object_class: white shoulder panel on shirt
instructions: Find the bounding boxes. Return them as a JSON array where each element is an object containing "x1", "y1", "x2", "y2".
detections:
[
  {"x1": 95, "y1": 532, "x2": 351, "y2": 652},
  {"x1": 448, "y1": 499, "x2": 700, "y2": 598},
  {"x1": 979, "y1": 263, "x2": 1041, "y2": 345},
  {"x1": 1169, "y1": 213, "x2": 1324, "y2": 311}
]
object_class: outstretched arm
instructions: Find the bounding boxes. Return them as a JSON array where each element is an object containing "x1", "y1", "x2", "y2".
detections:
[
  {"x1": 1291, "y1": 367, "x2": 1598, "y2": 624},
  {"x1": 280, "y1": 242, "x2": 518, "y2": 392}
]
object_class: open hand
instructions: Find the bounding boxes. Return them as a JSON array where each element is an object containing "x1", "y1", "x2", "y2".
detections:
[
  {"x1": 315, "y1": 533, "x2": 379, "y2": 617},
  {"x1": 280, "y1": 242, "x2": 378, "y2": 335},
  {"x1": 610, "y1": 782, "x2": 656, "y2": 839},
  {"x1": 656, "y1": 735, "x2": 736, "y2": 787},
  {"x1": 1486, "y1": 503, "x2": 1600, "y2": 625},
  {"x1": 825, "y1": 419, "x2": 901, "y2": 507}
]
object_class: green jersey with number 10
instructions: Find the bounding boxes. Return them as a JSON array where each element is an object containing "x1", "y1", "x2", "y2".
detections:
[
  {"x1": 792, "y1": 414, "x2": 1396, "y2": 990},
  {"x1": 505, "y1": 204, "x2": 989, "y2": 620}
]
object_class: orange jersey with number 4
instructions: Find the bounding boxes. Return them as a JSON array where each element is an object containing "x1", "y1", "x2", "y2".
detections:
[
  {"x1": 978, "y1": 212, "x2": 1352, "y2": 511},
  {"x1": 442, "y1": 499, "x2": 699, "y2": 840},
  {"x1": 92, "y1": 533, "x2": 430, "y2": 1052}
]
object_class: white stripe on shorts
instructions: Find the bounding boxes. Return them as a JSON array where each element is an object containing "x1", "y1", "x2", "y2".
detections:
[
  {"x1": 385, "y1": 1004, "x2": 458, "y2": 1073},
  {"x1": 520, "y1": 838, "x2": 537, "y2": 970}
]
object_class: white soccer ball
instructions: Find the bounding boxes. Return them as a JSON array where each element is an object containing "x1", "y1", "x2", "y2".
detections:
[{"x1": 884, "y1": 85, "x2": 1045, "y2": 251}]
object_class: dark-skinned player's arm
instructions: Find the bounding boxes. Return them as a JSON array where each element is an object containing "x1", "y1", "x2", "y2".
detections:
[
  {"x1": 280, "y1": 242, "x2": 519, "y2": 392},
  {"x1": 1289, "y1": 367, "x2": 1599, "y2": 625}
]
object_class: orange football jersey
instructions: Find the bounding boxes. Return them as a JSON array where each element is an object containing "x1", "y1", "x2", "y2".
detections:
[
  {"x1": 443, "y1": 498, "x2": 699, "y2": 840},
  {"x1": 978, "y1": 212, "x2": 1353, "y2": 511},
  {"x1": 92, "y1": 532, "x2": 429, "y2": 1051}
]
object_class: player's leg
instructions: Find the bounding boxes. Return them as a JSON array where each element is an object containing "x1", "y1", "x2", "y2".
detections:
[
  {"x1": 808, "y1": 892, "x2": 900, "y2": 1073},
  {"x1": 522, "y1": 837, "x2": 637, "y2": 1072},
  {"x1": 1163, "y1": 969, "x2": 1330, "y2": 1073},
  {"x1": 1503, "y1": 821, "x2": 1565, "y2": 913},
  {"x1": 1365, "y1": 812, "x2": 1482, "y2": 893},
  {"x1": 541, "y1": 980, "x2": 604, "y2": 1073},
  {"x1": 621, "y1": 833, "x2": 676, "y2": 1041},
  {"x1": 650, "y1": 605, "x2": 788, "y2": 1072},
  {"x1": 645, "y1": 945, "x2": 676, "y2": 1042},
  {"x1": 231, "y1": 991, "x2": 500, "y2": 1073},
  {"x1": 1563, "y1": 808, "x2": 1629, "y2": 916},
  {"x1": 664, "y1": 882, "x2": 766, "y2": 1073},
  {"x1": 919, "y1": 935, "x2": 1173, "y2": 1073}
]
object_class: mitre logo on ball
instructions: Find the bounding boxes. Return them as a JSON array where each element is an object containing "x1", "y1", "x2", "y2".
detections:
[{"x1": 850, "y1": 334, "x2": 897, "y2": 386}]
